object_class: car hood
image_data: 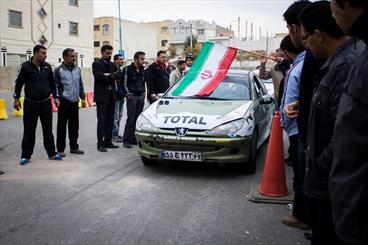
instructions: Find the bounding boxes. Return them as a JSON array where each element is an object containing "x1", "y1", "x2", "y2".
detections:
[{"x1": 142, "y1": 99, "x2": 252, "y2": 130}]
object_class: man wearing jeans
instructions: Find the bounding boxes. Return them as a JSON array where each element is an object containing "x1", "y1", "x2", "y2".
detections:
[
  {"x1": 122, "y1": 51, "x2": 146, "y2": 148},
  {"x1": 112, "y1": 54, "x2": 126, "y2": 142}
]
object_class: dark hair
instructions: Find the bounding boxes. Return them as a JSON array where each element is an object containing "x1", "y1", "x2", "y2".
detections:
[
  {"x1": 299, "y1": 1, "x2": 344, "y2": 38},
  {"x1": 283, "y1": 0, "x2": 311, "y2": 25},
  {"x1": 280, "y1": 35, "x2": 305, "y2": 54},
  {"x1": 33, "y1": 45, "x2": 46, "y2": 54},
  {"x1": 177, "y1": 60, "x2": 186, "y2": 66},
  {"x1": 101, "y1": 44, "x2": 113, "y2": 53},
  {"x1": 62, "y1": 48, "x2": 75, "y2": 58},
  {"x1": 157, "y1": 50, "x2": 166, "y2": 57},
  {"x1": 134, "y1": 51, "x2": 145, "y2": 60},
  {"x1": 114, "y1": 54, "x2": 122, "y2": 61},
  {"x1": 336, "y1": 0, "x2": 368, "y2": 9},
  {"x1": 185, "y1": 54, "x2": 193, "y2": 61}
]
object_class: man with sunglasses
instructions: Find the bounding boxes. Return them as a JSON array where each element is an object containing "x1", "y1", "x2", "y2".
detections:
[
  {"x1": 122, "y1": 51, "x2": 146, "y2": 148},
  {"x1": 299, "y1": 2, "x2": 364, "y2": 244}
]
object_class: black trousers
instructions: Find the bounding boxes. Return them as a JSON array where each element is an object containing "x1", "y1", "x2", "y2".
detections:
[
  {"x1": 305, "y1": 196, "x2": 340, "y2": 245},
  {"x1": 289, "y1": 135, "x2": 308, "y2": 223},
  {"x1": 123, "y1": 95, "x2": 145, "y2": 143},
  {"x1": 21, "y1": 98, "x2": 56, "y2": 159},
  {"x1": 57, "y1": 98, "x2": 79, "y2": 152},
  {"x1": 96, "y1": 93, "x2": 114, "y2": 147}
]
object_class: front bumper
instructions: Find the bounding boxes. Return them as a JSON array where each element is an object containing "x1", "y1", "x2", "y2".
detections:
[{"x1": 135, "y1": 131, "x2": 252, "y2": 164}]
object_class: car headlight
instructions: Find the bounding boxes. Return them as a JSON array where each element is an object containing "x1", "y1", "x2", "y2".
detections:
[
  {"x1": 136, "y1": 115, "x2": 158, "y2": 132},
  {"x1": 206, "y1": 119, "x2": 245, "y2": 135}
]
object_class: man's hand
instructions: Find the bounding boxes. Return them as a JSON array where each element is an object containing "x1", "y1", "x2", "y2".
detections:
[
  {"x1": 260, "y1": 58, "x2": 268, "y2": 66},
  {"x1": 54, "y1": 99, "x2": 60, "y2": 108},
  {"x1": 81, "y1": 99, "x2": 86, "y2": 108},
  {"x1": 14, "y1": 99, "x2": 21, "y2": 111},
  {"x1": 284, "y1": 101, "x2": 299, "y2": 119},
  {"x1": 150, "y1": 94, "x2": 159, "y2": 101}
]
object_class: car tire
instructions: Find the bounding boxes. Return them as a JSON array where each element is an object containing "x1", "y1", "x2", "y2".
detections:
[
  {"x1": 244, "y1": 130, "x2": 258, "y2": 174},
  {"x1": 141, "y1": 156, "x2": 158, "y2": 166}
]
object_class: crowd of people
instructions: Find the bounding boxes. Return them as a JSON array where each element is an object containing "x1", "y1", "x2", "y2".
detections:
[
  {"x1": 260, "y1": 0, "x2": 367, "y2": 244},
  {"x1": 11, "y1": 44, "x2": 194, "y2": 160},
  {"x1": 5, "y1": 0, "x2": 368, "y2": 244}
]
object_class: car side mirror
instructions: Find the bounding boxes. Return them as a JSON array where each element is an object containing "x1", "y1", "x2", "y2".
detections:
[{"x1": 260, "y1": 94, "x2": 273, "y2": 105}]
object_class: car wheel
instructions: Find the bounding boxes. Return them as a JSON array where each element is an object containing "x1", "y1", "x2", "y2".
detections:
[
  {"x1": 244, "y1": 130, "x2": 258, "y2": 174},
  {"x1": 141, "y1": 156, "x2": 158, "y2": 166}
]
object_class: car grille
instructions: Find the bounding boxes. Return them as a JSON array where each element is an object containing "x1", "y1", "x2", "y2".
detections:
[{"x1": 144, "y1": 141, "x2": 224, "y2": 152}]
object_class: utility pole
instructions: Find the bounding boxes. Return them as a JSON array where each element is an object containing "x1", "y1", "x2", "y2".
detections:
[
  {"x1": 118, "y1": 0, "x2": 123, "y2": 56},
  {"x1": 190, "y1": 23, "x2": 193, "y2": 50},
  {"x1": 237, "y1": 17, "x2": 240, "y2": 39}
]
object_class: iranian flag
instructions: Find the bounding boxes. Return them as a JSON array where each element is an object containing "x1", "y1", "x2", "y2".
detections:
[{"x1": 172, "y1": 42, "x2": 237, "y2": 97}]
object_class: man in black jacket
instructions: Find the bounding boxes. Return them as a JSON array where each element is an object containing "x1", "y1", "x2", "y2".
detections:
[
  {"x1": 13, "y1": 45, "x2": 62, "y2": 165},
  {"x1": 92, "y1": 44, "x2": 119, "y2": 152},
  {"x1": 329, "y1": 1, "x2": 368, "y2": 244},
  {"x1": 146, "y1": 50, "x2": 170, "y2": 104},
  {"x1": 299, "y1": 2, "x2": 364, "y2": 244},
  {"x1": 122, "y1": 51, "x2": 146, "y2": 148}
]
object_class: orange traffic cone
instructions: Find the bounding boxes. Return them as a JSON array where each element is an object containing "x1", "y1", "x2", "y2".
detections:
[
  {"x1": 258, "y1": 111, "x2": 288, "y2": 197},
  {"x1": 50, "y1": 96, "x2": 58, "y2": 112},
  {"x1": 86, "y1": 91, "x2": 95, "y2": 107}
]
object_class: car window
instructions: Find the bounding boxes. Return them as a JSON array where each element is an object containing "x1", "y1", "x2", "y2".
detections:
[
  {"x1": 166, "y1": 73, "x2": 251, "y2": 100},
  {"x1": 253, "y1": 76, "x2": 268, "y2": 96}
]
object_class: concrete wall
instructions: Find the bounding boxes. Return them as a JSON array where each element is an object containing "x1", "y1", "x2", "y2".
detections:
[{"x1": 0, "y1": 67, "x2": 94, "y2": 92}]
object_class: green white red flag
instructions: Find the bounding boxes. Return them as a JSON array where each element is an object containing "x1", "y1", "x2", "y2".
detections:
[{"x1": 172, "y1": 42, "x2": 237, "y2": 97}]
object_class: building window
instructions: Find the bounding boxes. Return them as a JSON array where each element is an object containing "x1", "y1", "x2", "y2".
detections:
[
  {"x1": 173, "y1": 28, "x2": 177, "y2": 33},
  {"x1": 161, "y1": 40, "x2": 168, "y2": 47},
  {"x1": 102, "y1": 24, "x2": 109, "y2": 35},
  {"x1": 39, "y1": 35, "x2": 47, "y2": 45},
  {"x1": 94, "y1": 41, "x2": 100, "y2": 47},
  {"x1": 180, "y1": 27, "x2": 184, "y2": 33},
  {"x1": 94, "y1": 25, "x2": 100, "y2": 31},
  {"x1": 102, "y1": 41, "x2": 110, "y2": 45},
  {"x1": 69, "y1": 22, "x2": 78, "y2": 36},
  {"x1": 161, "y1": 26, "x2": 168, "y2": 34},
  {"x1": 58, "y1": 23, "x2": 61, "y2": 28},
  {"x1": 198, "y1": 29, "x2": 205, "y2": 35},
  {"x1": 69, "y1": 0, "x2": 78, "y2": 6},
  {"x1": 8, "y1": 10, "x2": 22, "y2": 28}
]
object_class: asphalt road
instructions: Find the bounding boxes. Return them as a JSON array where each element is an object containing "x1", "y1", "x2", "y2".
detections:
[{"x1": 0, "y1": 92, "x2": 308, "y2": 245}]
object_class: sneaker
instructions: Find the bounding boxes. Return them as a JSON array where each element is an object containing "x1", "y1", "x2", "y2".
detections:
[
  {"x1": 112, "y1": 137, "x2": 123, "y2": 143},
  {"x1": 123, "y1": 142, "x2": 132, "y2": 148},
  {"x1": 58, "y1": 152, "x2": 66, "y2": 157},
  {"x1": 49, "y1": 154, "x2": 62, "y2": 161},
  {"x1": 70, "y1": 149, "x2": 84, "y2": 154},
  {"x1": 281, "y1": 214, "x2": 309, "y2": 230},
  {"x1": 19, "y1": 158, "x2": 30, "y2": 165}
]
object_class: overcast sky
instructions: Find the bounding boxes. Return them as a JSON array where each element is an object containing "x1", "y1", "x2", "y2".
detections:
[{"x1": 93, "y1": 0, "x2": 297, "y2": 38}]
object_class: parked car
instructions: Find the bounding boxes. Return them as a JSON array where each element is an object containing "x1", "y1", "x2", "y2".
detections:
[{"x1": 135, "y1": 70, "x2": 274, "y2": 173}]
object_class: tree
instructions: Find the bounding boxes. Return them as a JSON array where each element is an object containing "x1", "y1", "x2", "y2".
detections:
[
  {"x1": 183, "y1": 35, "x2": 198, "y2": 50},
  {"x1": 167, "y1": 45, "x2": 177, "y2": 59}
]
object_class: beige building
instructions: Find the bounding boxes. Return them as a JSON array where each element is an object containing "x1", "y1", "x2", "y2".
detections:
[
  {"x1": 0, "y1": 0, "x2": 94, "y2": 67},
  {"x1": 94, "y1": 17, "x2": 169, "y2": 61}
]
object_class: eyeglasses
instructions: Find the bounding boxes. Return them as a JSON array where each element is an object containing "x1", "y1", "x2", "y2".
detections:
[{"x1": 302, "y1": 32, "x2": 314, "y2": 43}]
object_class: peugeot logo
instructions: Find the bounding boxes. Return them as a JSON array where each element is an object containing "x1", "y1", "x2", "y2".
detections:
[{"x1": 175, "y1": 128, "x2": 188, "y2": 137}]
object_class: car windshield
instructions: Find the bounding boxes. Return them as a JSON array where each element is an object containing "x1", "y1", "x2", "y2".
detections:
[{"x1": 165, "y1": 72, "x2": 251, "y2": 101}]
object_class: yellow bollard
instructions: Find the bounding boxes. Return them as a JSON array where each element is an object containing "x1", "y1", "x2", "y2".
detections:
[
  {"x1": 0, "y1": 98, "x2": 8, "y2": 120},
  {"x1": 13, "y1": 97, "x2": 24, "y2": 117}
]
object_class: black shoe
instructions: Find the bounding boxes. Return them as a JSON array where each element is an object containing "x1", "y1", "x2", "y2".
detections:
[
  {"x1": 105, "y1": 143, "x2": 119, "y2": 149},
  {"x1": 70, "y1": 149, "x2": 84, "y2": 154},
  {"x1": 0, "y1": 170, "x2": 4, "y2": 175},
  {"x1": 304, "y1": 232, "x2": 312, "y2": 241},
  {"x1": 123, "y1": 142, "x2": 132, "y2": 148},
  {"x1": 97, "y1": 146, "x2": 107, "y2": 152}
]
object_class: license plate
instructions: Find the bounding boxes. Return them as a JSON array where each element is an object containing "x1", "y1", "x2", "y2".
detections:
[{"x1": 161, "y1": 151, "x2": 202, "y2": 162}]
